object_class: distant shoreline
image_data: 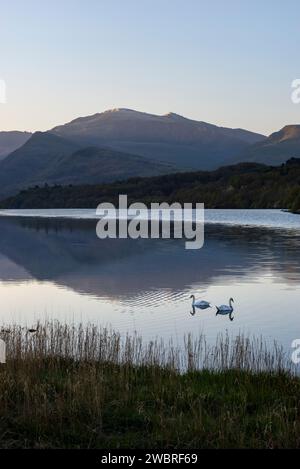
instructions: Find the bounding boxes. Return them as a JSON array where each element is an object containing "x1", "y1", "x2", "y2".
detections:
[
  {"x1": 1, "y1": 158, "x2": 299, "y2": 214},
  {"x1": 0, "y1": 208, "x2": 300, "y2": 234}
]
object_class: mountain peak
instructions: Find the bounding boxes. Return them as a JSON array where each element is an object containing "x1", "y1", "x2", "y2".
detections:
[
  {"x1": 163, "y1": 112, "x2": 186, "y2": 120},
  {"x1": 103, "y1": 108, "x2": 136, "y2": 114}
]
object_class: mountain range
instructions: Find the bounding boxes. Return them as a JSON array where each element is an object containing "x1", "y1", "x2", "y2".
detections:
[
  {"x1": 51, "y1": 108, "x2": 264, "y2": 169},
  {"x1": 0, "y1": 108, "x2": 300, "y2": 198}
]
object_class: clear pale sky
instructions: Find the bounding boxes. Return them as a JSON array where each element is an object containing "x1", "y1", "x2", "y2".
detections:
[{"x1": 1, "y1": 0, "x2": 300, "y2": 135}]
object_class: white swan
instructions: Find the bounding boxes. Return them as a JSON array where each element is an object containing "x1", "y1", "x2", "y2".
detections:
[
  {"x1": 190, "y1": 294, "x2": 211, "y2": 310},
  {"x1": 216, "y1": 298, "x2": 234, "y2": 315}
]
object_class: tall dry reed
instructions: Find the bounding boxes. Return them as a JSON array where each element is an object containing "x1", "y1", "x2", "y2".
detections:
[{"x1": 0, "y1": 321, "x2": 293, "y2": 373}]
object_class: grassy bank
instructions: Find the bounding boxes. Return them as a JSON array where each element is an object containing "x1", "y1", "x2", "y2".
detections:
[{"x1": 0, "y1": 322, "x2": 299, "y2": 449}]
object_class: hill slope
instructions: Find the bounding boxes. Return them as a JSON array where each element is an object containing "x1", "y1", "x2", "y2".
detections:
[
  {"x1": 233, "y1": 125, "x2": 300, "y2": 166},
  {"x1": 0, "y1": 132, "x2": 174, "y2": 197},
  {"x1": 0, "y1": 131, "x2": 32, "y2": 160},
  {"x1": 34, "y1": 146, "x2": 175, "y2": 185},
  {"x1": 0, "y1": 132, "x2": 80, "y2": 196}
]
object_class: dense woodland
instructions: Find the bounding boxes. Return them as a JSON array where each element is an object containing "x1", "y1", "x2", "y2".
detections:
[{"x1": 1, "y1": 158, "x2": 300, "y2": 213}]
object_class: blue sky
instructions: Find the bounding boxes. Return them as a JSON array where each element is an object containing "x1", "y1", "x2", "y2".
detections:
[{"x1": 0, "y1": 0, "x2": 300, "y2": 134}]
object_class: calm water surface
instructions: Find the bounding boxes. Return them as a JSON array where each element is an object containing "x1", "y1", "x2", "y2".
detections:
[{"x1": 0, "y1": 209, "x2": 299, "y2": 355}]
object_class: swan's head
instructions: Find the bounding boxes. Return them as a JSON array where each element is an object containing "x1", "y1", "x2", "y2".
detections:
[
  {"x1": 230, "y1": 298, "x2": 234, "y2": 303},
  {"x1": 189, "y1": 294, "x2": 195, "y2": 299}
]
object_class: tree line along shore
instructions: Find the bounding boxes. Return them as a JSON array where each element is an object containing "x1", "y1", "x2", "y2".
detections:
[{"x1": 1, "y1": 158, "x2": 300, "y2": 213}]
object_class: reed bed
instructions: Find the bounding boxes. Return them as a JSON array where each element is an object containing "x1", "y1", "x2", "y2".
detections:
[
  {"x1": 1, "y1": 321, "x2": 292, "y2": 373},
  {"x1": 0, "y1": 321, "x2": 299, "y2": 449}
]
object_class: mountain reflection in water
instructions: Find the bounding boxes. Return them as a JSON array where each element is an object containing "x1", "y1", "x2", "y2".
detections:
[{"x1": 0, "y1": 214, "x2": 299, "y2": 352}]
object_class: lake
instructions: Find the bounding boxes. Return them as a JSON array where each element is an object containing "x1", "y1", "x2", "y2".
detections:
[{"x1": 0, "y1": 209, "x2": 299, "y2": 358}]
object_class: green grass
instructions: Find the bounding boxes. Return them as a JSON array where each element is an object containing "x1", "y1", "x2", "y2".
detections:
[{"x1": 0, "y1": 322, "x2": 299, "y2": 449}]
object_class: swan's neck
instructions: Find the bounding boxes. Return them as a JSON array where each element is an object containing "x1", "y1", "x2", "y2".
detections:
[{"x1": 229, "y1": 299, "x2": 233, "y2": 308}]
